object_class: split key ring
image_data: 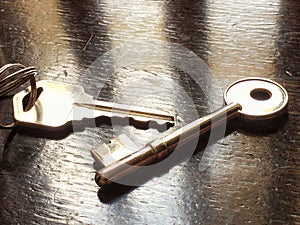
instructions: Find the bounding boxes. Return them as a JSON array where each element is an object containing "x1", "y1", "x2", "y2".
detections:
[{"x1": 0, "y1": 63, "x2": 38, "y2": 128}]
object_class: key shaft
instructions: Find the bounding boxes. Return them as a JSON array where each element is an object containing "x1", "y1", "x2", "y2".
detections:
[{"x1": 95, "y1": 102, "x2": 242, "y2": 187}]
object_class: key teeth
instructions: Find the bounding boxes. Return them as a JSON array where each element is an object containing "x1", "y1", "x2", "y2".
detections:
[
  {"x1": 91, "y1": 134, "x2": 140, "y2": 170},
  {"x1": 109, "y1": 114, "x2": 175, "y2": 131},
  {"x1": 72, "y1": 102, "x2": 175, "y2": 132},
  {"x1": 110, "y1": 115, "x2": 174, "y2": 132},
  {"x1": 72, "y1": 114, "x2": 174, "y2": 133}
]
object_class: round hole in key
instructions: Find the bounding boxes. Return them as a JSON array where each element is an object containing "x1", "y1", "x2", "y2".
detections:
[{"x1": 250, "y1": 88, "x2": 272, "y2": 101}]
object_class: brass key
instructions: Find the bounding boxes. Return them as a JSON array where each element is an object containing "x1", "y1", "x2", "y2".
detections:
[
  {"x1": 92, "y1": 77, "x2": 288, "y2": 187},
  {"x1": 12, "y1": 80, "x2": 174, "y2": 131}
]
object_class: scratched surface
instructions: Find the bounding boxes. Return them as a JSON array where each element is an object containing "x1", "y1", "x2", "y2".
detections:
[{"x1": 0, "y1": 0, "x2": 300, "y2": 224}]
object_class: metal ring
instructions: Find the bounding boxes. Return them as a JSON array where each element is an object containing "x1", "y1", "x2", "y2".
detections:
[{"x1": 0, "y1": 63, "x2": 38, "y2": 128}]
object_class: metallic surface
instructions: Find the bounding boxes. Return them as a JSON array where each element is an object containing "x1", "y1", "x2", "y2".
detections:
[
  {"x1": 0, "y1": 0, "x2": 299, "y2": 224},
  {"x1": 224, "y1": 77, "x2": 289, "y2": 120},
  {"x1": 13, "y1": 80, "x2": 174, "y2": 130}
]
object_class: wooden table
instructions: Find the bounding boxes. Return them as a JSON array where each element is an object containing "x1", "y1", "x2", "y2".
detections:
[{"x1": 0, "y1": 0, "x2": 299, "y2": 224}]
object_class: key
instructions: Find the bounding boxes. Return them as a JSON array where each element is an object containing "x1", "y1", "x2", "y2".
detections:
[
  {"x1": 12, "y1": 80, "x2": 174, "y2": 131},
  {"x1": 92, "y1": 77, "x2": 289, "y2": 187}
]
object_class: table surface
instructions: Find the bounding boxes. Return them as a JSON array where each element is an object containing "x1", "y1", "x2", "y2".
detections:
[{"x1": 0, "y1": 0, "x2": 299, "y2": 224}]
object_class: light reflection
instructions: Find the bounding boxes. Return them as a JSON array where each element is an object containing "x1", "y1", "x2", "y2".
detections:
[
  {"x1": 100, "y1": 0, "x2": 188, "y2": 223},
  {"x1": 206, "y1": 0, "x2": 280, "y2": 83},
  {"x1": 201, "y1": 0, "x2": 281, "y2": 222},
  {"x1": 101, "y1": 0, "x2": 176, "y2": 142},
  {"x1": 17, "y1": 0, "x2": 79, "y2": 80},
  {"x1": 102, "y1": 0, "x2": 167, "y2": 47},
  {"x1": 14, "y1": 0, "x2": 101, "y2": 221}
]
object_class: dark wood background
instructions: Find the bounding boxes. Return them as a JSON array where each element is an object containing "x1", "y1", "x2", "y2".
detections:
[{"x1": 0, "y1": 0, "x2": 299, "y2": 224}]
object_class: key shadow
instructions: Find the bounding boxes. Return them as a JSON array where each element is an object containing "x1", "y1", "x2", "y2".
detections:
[{"x1": 96, "y1": 113, "x2": 288, "y2": 203}]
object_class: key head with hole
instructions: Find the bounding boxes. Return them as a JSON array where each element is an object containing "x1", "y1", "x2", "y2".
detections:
[
  {"x1": 13, "y1": 80, "x2": 93, "y2": 129},
  {"x1": 223, "y1": 77, "x2": 288, "y2": 121}
]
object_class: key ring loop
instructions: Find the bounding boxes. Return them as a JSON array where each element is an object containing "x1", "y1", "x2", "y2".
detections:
[{"x1": 0, "y1": 63, "x2": 38, "y2": 129}]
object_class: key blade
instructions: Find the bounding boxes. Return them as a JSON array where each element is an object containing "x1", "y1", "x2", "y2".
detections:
[
  {"x1": 73, "y1": 101, "x2": 174, "y2": 123},
  {"x1": 71, "y1": 100, "x2": 174, "y2": 131}
]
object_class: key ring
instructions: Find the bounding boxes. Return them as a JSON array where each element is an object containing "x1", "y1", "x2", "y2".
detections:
[{"x1": 0, "y1": 63, "x2": 37, "y2": 128}]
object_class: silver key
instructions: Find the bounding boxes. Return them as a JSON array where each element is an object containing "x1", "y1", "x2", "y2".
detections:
[
  {"x1": 92, "y1": 77, "x2": 288, "y2": 187},
  {"x1": 12, "y1": 80, "x2": 174, "y2": 131}
]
